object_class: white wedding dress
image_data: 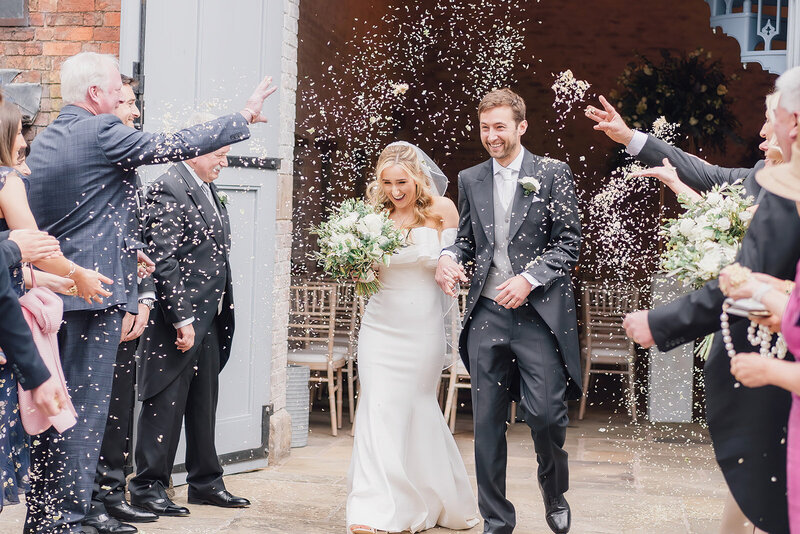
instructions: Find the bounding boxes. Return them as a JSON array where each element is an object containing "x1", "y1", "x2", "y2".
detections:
[{"x1": 347, "y1": 226, "x2": 479, "y2": 533}]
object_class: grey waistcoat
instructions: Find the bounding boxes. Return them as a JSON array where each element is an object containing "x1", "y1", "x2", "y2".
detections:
[{"x1": 481, "y1": 178, "x2": 516, "y2": 300}]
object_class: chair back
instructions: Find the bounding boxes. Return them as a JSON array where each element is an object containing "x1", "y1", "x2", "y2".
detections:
[
  {"x1": 581, "y1": 283, "x2": 640, "y2": 360},
  {"x1": 288, "y1": 284, "x2": 338, "y2": 360}
]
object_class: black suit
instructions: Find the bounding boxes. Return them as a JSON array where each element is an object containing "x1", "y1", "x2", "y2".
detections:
[
  {"x1": 641, "y1": 138, "x2": 795, "y2": 532},
  {"x1": 637, "y1": 133, "x2": 764, "y2": 199},
  {"x1": 129, "y1": 162, "x2": 235, "y2": 503}
]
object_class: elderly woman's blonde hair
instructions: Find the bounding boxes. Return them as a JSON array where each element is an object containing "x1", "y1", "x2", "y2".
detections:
[{"x1": 366, "y1": 143, "x2": 440, "y2": 230}]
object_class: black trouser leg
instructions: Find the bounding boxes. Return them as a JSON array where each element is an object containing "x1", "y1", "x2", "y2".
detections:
[
  {"x1": 90, "y1": 338, "x2": 138, "y2": 515},
  {"x1": 184, "y1": 320, "x2": 224, "y2": 496}
]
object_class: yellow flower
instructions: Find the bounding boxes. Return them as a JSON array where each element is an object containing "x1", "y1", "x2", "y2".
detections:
[
  {"x1": 689, "y1": 117, "x2": 699, "y2": 126},
  {"x1": 717, "y1": 84, "x2": 728, "y2": 95}
]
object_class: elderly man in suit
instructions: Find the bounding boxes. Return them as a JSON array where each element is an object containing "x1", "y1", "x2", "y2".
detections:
[
  {"x1": 87, "y1": 74, "x2": 159, "y2": 534},
  {"x1": 612, "y1": 68, "x2": 800, "y2": 534},
  {"x1": 128, "y1": 114, "x2": 245, "y2": 516},
  {"x1": 437, "y1": 88, "x2": 581, "y2": 534},
  {"x1": 23, "y1": 51, "x2": 275, "y2": 534}
]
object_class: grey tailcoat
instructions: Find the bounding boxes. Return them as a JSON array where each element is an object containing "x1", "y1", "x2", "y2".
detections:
[{"x1": 445, "y1": 148, "x2": 582, "y2": 400}]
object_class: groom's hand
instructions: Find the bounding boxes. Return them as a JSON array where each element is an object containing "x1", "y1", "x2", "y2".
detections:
[
  {"x1": 584, "y1": 95, "x2": 634, "y2": 146},
  {"x1": 495, "y1": 276, "x2": 532, "y2": 309},
  {"x1": 436, "y1": 255, "x2": 467, "y2": 297},
  {"x1": 623, "y1": 310, "x2": 655, "y2": 348}
]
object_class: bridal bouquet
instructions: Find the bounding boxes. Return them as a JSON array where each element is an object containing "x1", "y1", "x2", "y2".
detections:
[
  {"x1": 659, "y1": 182, "x2": 753, "y2": 289},
  {"x1": 659, "y1": 182, "x2": 754, "y2": 359},
  {"x1": 313, "y1": 199, "x2": 404, "y2": 297}
]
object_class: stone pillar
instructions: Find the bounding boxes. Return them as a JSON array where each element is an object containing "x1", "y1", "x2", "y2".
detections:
[
  {"x1": 268, "y1": 0, "x2": 299, "y2": 464},
  {"x1": 787, "y1": 0, "x2": 799, "y2": 70}
]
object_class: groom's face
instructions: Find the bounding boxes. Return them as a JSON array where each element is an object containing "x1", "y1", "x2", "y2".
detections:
[{"x1": 479, "y1": 106, "x2": 527, "y2": 164}]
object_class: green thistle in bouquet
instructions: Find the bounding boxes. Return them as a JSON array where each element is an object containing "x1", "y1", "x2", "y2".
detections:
[{"x1": 312, "y1": 198, "x2": 405, "y2": 297}]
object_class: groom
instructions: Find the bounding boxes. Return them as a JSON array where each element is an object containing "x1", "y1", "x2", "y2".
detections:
[{"x1": 437, "y1": 88, "x2": 582, "y2": 534}]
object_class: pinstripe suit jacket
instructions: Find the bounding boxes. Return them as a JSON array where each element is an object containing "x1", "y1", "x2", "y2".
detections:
[{"x1": 25, "y1": 105, "x2": 250, "y2": 313}]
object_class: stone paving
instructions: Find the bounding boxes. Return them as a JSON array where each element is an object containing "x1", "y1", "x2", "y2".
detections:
[{"x1": 0, "y1": 408, "x2": 727, "y2": 534}]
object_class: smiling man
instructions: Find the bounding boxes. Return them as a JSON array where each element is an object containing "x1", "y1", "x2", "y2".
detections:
[{"x1": 436, "y1": 88, "x2": 582, "y2": 534}]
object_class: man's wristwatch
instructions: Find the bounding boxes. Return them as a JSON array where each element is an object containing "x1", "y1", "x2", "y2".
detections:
[{"x1": 139, "y1": 297, "x2": 156, "y2": 310}]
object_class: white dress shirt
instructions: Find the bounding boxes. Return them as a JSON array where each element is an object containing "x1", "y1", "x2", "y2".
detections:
[{"x1": 625, "y1": 130, "x2": 648, "y2": 156}]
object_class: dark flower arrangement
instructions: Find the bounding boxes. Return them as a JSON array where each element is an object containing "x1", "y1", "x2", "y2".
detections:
[{"x1": 610, "y1": 48, "x2": 740, "y2": 152}]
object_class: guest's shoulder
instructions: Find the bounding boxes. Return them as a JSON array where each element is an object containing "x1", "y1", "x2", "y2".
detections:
[
  {"x1": 148, "y1": 166, "x2": 185, "y2": 196},
  {"x1": 532, "y1": 153, "x2": 571, "y2": 176}
]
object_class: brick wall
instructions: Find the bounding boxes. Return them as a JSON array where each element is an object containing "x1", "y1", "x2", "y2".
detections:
[{"x1": 0, "y1": 0, "x2": 121, "y2": 134}]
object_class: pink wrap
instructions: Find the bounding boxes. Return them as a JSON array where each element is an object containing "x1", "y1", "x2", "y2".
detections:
[{"x1": 17, "y1": 275, "x2": 76, "y2": 435}]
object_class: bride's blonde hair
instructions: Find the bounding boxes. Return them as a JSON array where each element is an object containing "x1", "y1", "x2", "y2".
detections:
[{"x1": 367, "y1": 143, "x2": 440, "y2": 229}]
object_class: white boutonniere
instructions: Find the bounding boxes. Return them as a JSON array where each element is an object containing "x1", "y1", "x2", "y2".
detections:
[
  {"x1": 217, "y1": 191, "x2": 229, "y2": 207},
  {"x1": 518, "y1": 176, "x2": 540, "y2": 196}
]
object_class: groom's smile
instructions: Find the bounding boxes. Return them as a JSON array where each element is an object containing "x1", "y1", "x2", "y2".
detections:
[{"x1": 478, "y1": 105, "x2": 528, "y2": 167}]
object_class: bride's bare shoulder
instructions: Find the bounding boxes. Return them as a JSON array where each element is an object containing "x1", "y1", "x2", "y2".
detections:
[{"x1": 431, "y1": 196, "x2": 458, "y2": 228}]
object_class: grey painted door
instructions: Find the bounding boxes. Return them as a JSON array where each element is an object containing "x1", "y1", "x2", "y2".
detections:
[{"x1": 122, "y1": 0, "x2": 282, "y2": 477}]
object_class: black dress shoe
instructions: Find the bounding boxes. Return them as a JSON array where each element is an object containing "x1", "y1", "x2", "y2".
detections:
[
  {"x1": 543, "y1": 494, "x2": 571, "y2": 534},
  {"x1": 82, "y1": 515, "x2": 138, "y2": 534},
  {"x1": 106, "y1": 501, "x2": 158, "y2": 523},
  {"x1": 130, "y1": 497, "x2": 190, "y2": 517},
  {"x1": 187, "y1": 489, "x2": 250, "y2": 508}
]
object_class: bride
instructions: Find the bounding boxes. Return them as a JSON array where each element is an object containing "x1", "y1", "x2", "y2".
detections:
[{"x1": 346, "y1": 142, "x2": 479, "y2": 534}]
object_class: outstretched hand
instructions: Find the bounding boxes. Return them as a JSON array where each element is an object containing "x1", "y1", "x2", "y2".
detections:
[
  {"x1": 242, "y1": 76, "x2": 278, "y2": 124},
  {"x1": 629, "y1": 158, "x2": 680, "y2": 187},
  {"x1": 584, "y1": 95, "x2": 635, "y2": 146}
]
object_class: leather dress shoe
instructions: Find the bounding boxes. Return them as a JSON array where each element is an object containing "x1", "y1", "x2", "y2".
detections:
[
  {"x1": 131, "y1": 497, "x2": 190, "y2": 517},
  {"x1": 82, "y1": 514, "x2": 138, "y2": 534},
  {"x1": 105, "y1": 501, "x2": 158, "y2": 523},
  {"x1": 187, "y1": 489, "x2": 250, "y2": 508},
  {"x1": 543, "y1": 494, "x2": 571, "y2": 534}
]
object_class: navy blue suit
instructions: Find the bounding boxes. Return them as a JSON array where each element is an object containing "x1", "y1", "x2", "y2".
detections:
[{"x1": 23, "y1": 105, "x2": 250, "y2": 533}]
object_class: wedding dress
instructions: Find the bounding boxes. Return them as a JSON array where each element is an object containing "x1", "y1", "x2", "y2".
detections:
[{"x1": 346, "y1": 226, "x2": 479, "y2": 533}]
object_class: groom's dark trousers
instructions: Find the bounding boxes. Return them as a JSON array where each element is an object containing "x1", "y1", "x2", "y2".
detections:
[{"x1": 468, "y1": 298, "x2": 569, "y2": 533}]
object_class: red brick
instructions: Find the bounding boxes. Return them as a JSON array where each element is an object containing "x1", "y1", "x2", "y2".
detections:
[
  {"x1": 45, "y1": 13, "x2": 83, "y2": 25},
  {"x1": 27, "y1": 13, "x2": 44, "y2": 25},
  {"x1": 35, "y1": 27, "x2": 55, "y2": 40},
  {"x1": 95, "y1": 0, "x2": 120, "y2": 10},
  {"x1": 99, "y1": 42, "x2": 118, "y2": 55},
  {"x1": 38, "y1": 0, "x2": 58, "y2": 10},
  {"x1": 103, "y1": 12, "x2": 120, "y2": 26},
  {"x1": 0, "y1": 28, "x2": 35, "y2": 41},
  {"x1": 42, "y1": 41, "x2": 82, "y2": 56},
  {"x1": 84, "y1": 12, "x2": 103, "y2": 26},
  {"x1": 58, "y1": 0, "x2": 95, "y2": 12},
  {"x1": 1, "y1": 56, "x2": 34, "y2": 70},
  {"x1": 92, "y1": 26, "x2": 118, "y2": 41},
  {"x1": 49, "y1": 84, "x2": 61, "y2": 98},
  {"x1": 81, "y1": 42, "x2": 101, "y2": 52},
  {"x1": 54, "y1": 26, "x2": 93, "y2": 41},
  {"x1": 15, "y1": 71, "x2": 42, "y2": 84}
]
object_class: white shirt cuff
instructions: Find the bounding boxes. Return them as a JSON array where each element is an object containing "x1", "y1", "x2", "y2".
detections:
[
  {"x1": 520, "y1": 272, "x2": 540, "y2": 289},
  {"x1": 625, "y1": 130, "x2": 647, "y2": 156},
  {"x1": 173, "y1": 317, "x2": 194, "y2": 329},
  {"x1": 138, "y1": 291, "x2": 156, "y2": 301},
  {"x1": 440, "y1": 250, "x2": 458, "y2": 262}
]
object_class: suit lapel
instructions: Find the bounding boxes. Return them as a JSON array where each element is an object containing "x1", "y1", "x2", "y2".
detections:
[
  {"x1": 472, "y1": 161, "x2": 496, "y2": 248},
  {"x1": 509, "y1": 149, "x2": 538, "y2": 241},
  {"x1": 175, "y1": 163, "x2": 225, "y2": 249},
  {"x1": 209, "y1": 182, "x2": 232, "y2": 253}
]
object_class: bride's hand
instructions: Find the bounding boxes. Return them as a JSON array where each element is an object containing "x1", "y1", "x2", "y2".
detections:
[
  {"x1": 436, "y1": 256, "x2": 466, "y2": 297},
  {"x1": 629, "y1": 158, "x2": 680, "y2": 188}
]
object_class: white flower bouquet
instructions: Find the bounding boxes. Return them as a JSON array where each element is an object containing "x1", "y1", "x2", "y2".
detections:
[
  {"x1": 659, "y1": 181, "x2": 753, "y2": 289},
  {"x1": 659, "y1": 181, "x2": 754, "y2": 359},
  {"x1": 313, "y1": 198, "x2": 405, "y2": 297}
]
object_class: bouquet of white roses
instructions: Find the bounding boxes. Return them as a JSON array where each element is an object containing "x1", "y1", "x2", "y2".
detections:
[
  {"x1": 659, "y1": 181, "x2": 753, "y2": 289},
  {"x1": 659, "y1": 181, "x2": 753, "y2": 359},
  {"x1": 313, "y1": 198, "x2": 404, "y2": 297}
]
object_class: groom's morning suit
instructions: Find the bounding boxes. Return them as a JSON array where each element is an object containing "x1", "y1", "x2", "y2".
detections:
[
  {"x1": 23, "y1": 106, "x2": 250, "y2": 532},
  {"x1": 445, "y1": 148, "x2": 581, "y2": 534},
  {"x1": 129, "y1": 161, "x2": 235, "y2": 505},
  {"x1": 633, "y1": 139, "x2": 796, "y2": 533}
]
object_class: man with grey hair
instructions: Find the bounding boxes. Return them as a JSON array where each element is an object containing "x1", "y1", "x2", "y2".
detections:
[
  {"x1": 128, "y1": 112, "x2": 246, "y2": 517},
  {"x1": 622, "y1": 66, "x2": 800, "y2": 534},
  {"x1": 23, "y1": 51, "x2": 276, "y2": 534}
]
